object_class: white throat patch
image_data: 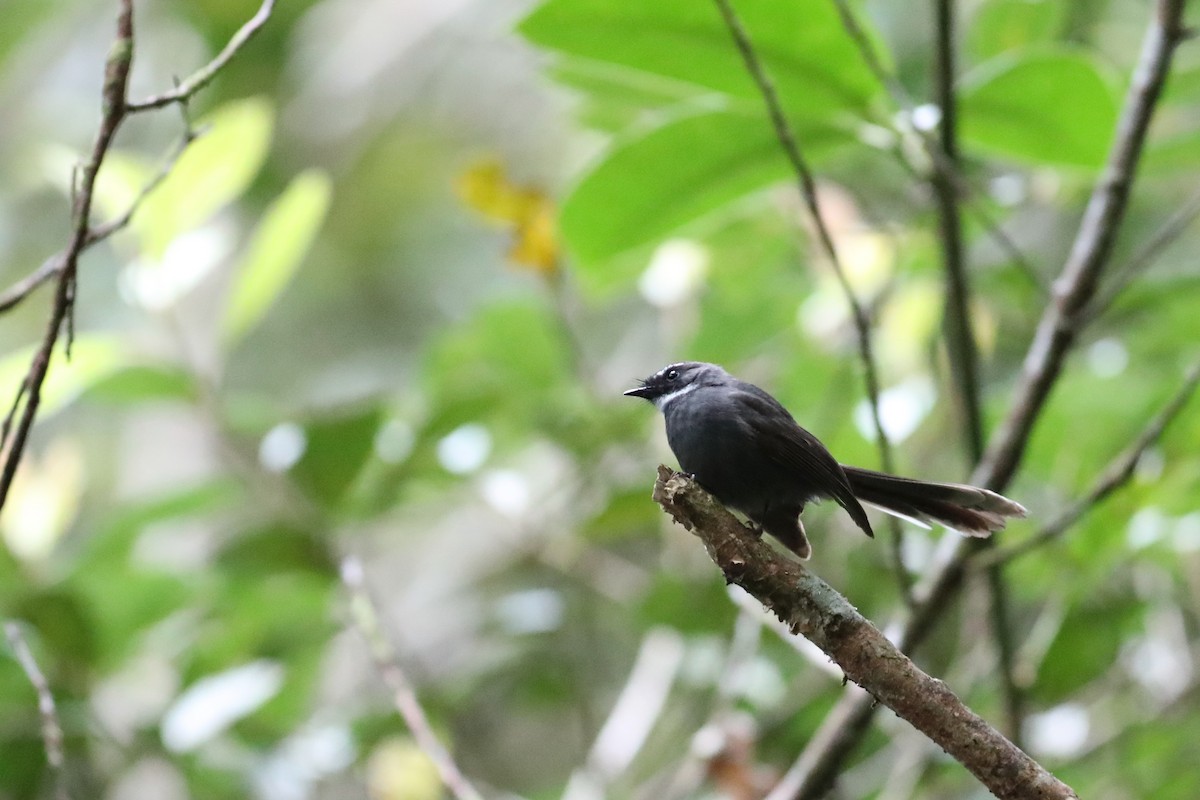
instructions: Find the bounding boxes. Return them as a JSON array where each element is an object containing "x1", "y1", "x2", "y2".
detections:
[{"x1": 654, "y1": 382, "x2": 699, "y2": 411}]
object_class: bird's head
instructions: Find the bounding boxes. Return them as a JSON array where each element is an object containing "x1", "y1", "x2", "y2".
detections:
[{"x1": 623, "y1": 361, "x2": 729, "y2": 410}]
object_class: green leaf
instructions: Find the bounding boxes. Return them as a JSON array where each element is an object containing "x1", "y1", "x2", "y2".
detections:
[
  {"x1": 561, "y1": 111, "x2": 845, "y2": 273},
  {"x1": 0, "y1": 1, "x2": 56, "y2": 68},
  {"x1": 222, "y1": 169, "x2": 333, "y2": 345},
  {"x1": 960, "y1": 48, "x2": 1118, "y2": 168},
  {"x1": 80, "y1": 480, "x2": 243, "y2": 568},
  {"x1": 84, "y1": 364, "x2": 198, "y2": 404},
  {"x1": 546, "y1": 60, "x2": 707, "y2": 133},
  {"x1": 0, "y1": 336, "x2": 126, "y2": 418},
  {"x1": 130, "y1": 97, "x2": 274, "y2": 259},
  {"x1": 967, "y1": 0, "x2": 1066, "y2": 61},
  {"x1": 216, "y1": 524, "x2": 333, "y2": 578},
  {"x1": 519, "y1": 0, "x2": 879, "y2": 122},
  {"x1": 423, "y1": 300, "x2": 570, "y2": 431},
  {"x1": 291, "y1": 406, "x2": 385, "y2": 510}
]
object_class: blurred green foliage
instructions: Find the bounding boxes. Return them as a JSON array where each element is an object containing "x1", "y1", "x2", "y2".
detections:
[{"x1": 1, "y1": 1, "x2": 1199, "y2": 799}]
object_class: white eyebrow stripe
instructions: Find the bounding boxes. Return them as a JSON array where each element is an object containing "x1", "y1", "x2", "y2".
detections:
[{"x1": 654, "y1": 382, "x2": 699, "y2": 411}]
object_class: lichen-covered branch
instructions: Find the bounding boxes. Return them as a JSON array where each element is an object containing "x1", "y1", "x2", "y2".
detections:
[{"x1": 652, "y1": 467, "x2": 1077, "y2": 800}]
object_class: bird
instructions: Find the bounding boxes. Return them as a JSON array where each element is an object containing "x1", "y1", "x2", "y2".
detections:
[{"x1": 624, "y1": 361, "x2": 1026, "y2": 559}]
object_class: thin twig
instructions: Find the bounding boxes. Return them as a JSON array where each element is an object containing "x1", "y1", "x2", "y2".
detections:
[
  {"x1": 340, "y1": 556, "x2": 486, "y2": 800},
  {"x1": 1086, "y1": 185, "x2": 1200, "y2": 323},
  {"x1": 980, "y1": 358, "x2": 1200, "y2": 569},
  {"x1": 927, "y1": 0, "x2": 1024, "y2": 747},
  {"x1": 0, "y1": 0, "x2": 272, "y2": 515},
  {"x1": 89, "y1": 130, "x2": 201, "y2": 242},
  {"x1": 710, "y1": 0, "x2": 911, "y2": 606},
  {"x1": 827, "y1": 0, "x2": 1046, "y2": 293},
  {"x1": 0, "y1": 0, "x2": 134, "y2": 513},
  {"x1": 786, "y1": 1, "x2": 1189, "y2": 793},
  {"x1": 125, "y1": 0, "x2": 276, "y2": 111},
  {"x1": 5, "y1": 621, "x2": 69, "y2": 800},
  {"x1": 0, "y1": 131, "x2": 202, "y2": 316}
]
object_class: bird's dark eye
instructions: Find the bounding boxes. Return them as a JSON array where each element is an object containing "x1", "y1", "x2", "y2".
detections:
[{"x1": 666, "y1": 368, "x2": 679, "y2": 381}]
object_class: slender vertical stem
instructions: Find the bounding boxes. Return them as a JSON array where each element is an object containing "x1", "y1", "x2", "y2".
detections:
[
  {"x1": 932, "y1": 0, "x2": 981, "y2": 459},
  {"x1": 710, "y1": 0, "x2": 912, "y2": 604},
  {"x1": 929, "y1": 0, "x2": 1024, "y2": 746}
]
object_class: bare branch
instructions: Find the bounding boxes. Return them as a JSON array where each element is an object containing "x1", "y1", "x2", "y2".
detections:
[
  {"x1": 710, "y1": 0, "x2": 911, "y2": 605},
  {"x1": 0, "y1": 0, "x2": 134, "y2": 512},
  {"x1": 340, "y1": 557, "x2": 487, "y2": 800},
  {"x1": 0, "y1": 131, "x2": 201, "y2": 316},
  {"x1": 0, "y1": 0, "x2": 272, "y2": 515},
  {"x1": 125, "y1": 0, "x2": 276, "y2": 112},
  {"x1": 5, "y1": 621, "x2": 69, "y2": 800},
  {"x1": 981, "y1": 358, "x2": 1200, "y2": 569},
  {"x1": 1086, "y1": 185, "x2": 1200, "y2": 323},
  {"x1": 652, "y1": 467, "x2": 1078, "y2": 800},
  {"x1": 977, "y1": 0, "x2": 1189, "y2": 491}
]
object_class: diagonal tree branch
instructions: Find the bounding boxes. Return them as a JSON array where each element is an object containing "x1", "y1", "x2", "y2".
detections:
[
  {"x1": 710, "y1": 0, "x2": 912, "y2": 605},
  {"x1": 981, "y1": 358, "x2": 1200, "y2": 569},
  {"x1": 652, "y1": 467, "x2": 1077, "y2": 800},
  {"x1": 340, "y1": 556, "x2": 487, "y2": 800},
  {"x1": 4, "y1": 621, "x2": 68, "y2": 800},
  {"x1": 976, "y1": 0, "x2": 1189, "y2": 491},
  {"x1": 125, "y1": 0, "x2": 276, "y2": 112}
]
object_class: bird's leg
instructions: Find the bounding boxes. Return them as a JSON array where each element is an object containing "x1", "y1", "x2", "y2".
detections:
[{"x1": 746, "y1": 501, "x2": 769, "y2": 538}]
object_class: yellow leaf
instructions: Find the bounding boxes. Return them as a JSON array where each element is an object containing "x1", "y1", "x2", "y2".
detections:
[
  {"x1": 508, "y1": 196, "x2": 560, "y2": 275},
  {"x1": 456, "y1": 160, "x2": 527, "y2": 224},
  {"x1": 457, "y1": 159, "x2": 560, "y2": 275}
]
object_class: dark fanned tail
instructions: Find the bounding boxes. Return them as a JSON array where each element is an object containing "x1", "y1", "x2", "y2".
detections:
[{"x1": 841, "y1": 466, "x2": 1026, "y2": 537}]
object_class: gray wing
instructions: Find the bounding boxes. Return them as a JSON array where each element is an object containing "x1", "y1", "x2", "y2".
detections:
[{"x1": 732, "y1": 384, "x2": 874, "y2": 537}]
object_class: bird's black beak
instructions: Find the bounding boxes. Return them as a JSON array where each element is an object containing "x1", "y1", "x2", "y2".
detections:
[{"x1": 623, "y1": 384, "x2": 656, "y2": 400}]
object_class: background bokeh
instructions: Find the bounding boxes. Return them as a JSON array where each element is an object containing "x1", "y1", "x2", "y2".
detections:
[{"x1": 1, "y1": 0, "x2": 1199, "y2": 798}]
